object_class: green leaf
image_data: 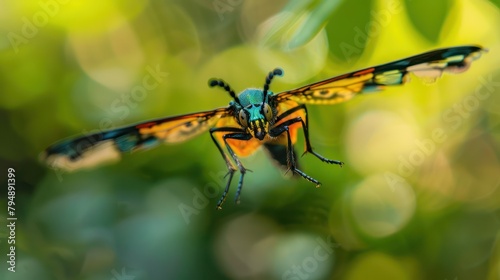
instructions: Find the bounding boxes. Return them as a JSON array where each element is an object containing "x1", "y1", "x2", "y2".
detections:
[
  {"x1": 404, "y1": 0, "x2": 453, "y2": 43},
  {"x1": 286, "y1": 0, "x2": 343, "y2": 49},
  {"x1": 488, "y1": 0, "x2": 500, "y2": 9},
  {"x1": 259, "y1": 0, "x2": 342, "y2": 50},
  {"x1": 325, "y1": 0, "x2": 373, "y2": 63}
]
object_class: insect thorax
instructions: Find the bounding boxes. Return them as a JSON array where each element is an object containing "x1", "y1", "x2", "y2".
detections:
[{"x1": 237, "y1": 88, "x2": 272, "y2": 106}]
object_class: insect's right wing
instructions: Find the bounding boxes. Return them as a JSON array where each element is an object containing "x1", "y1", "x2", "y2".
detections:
[
  {"x1": 273, "y1": 45, "x2": 486, "y2": 105},
  {"x1": 41, "y1": 107, "x2": 233, "y2": 171}
]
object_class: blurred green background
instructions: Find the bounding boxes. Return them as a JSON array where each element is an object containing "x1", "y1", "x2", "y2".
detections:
[{"x1": 1, "y1": 0, "x2": 499, "y2": 279}]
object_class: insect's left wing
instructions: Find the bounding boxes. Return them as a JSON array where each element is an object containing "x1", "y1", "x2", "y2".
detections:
[
  {"x1": 273, "y1": 45, "x2": 486, "y2": 105},
  {"x1": 42, "y1": 107, "x2": 232, "y2": 171}
]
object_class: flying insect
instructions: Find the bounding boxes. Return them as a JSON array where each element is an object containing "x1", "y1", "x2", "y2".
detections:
[{"x1": 42, "y1": 45, "x2": 485, "y2": 209}]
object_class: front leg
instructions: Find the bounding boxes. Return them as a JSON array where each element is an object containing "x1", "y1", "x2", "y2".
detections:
[
  {"x1": 269, "y1": 121, "x2": 322, "y2": 187},
  {"x1": 210, "y1": 127, "x2": 250, "y2": 209},
  {"x1": 275, "y1": 104, "x2": 343, "y2": 166},
  {"x1": 222, "y1": 132, "x2": 253, "y2": 205}
]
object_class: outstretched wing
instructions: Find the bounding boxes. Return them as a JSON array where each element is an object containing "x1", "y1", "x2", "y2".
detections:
[
  {"x1": 42, "y1": 107, "x2": 232, "y2": 171},
  {"x1": 273, "y1": 45, "x2": 486, "y2": 105}
]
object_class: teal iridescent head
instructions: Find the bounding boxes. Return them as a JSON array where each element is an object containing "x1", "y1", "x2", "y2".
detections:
[{"x1": 209, "y1": 68, "x2": 283, "y2": 140}]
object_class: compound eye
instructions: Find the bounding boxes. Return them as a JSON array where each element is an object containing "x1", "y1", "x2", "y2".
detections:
[
  {"x1": 262, "y1": 103, "x2": 273, "y2": 121},
  {"x1": 239, "y1": 110, "x2": 248, "y2": 127}
]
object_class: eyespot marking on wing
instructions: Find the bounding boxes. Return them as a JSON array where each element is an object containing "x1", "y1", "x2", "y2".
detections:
[
  {"x1": 138, "y1": 116, "x2": 215, "y2": 143},
  {"x1": 296, "y1": 73, "x2": 374, "y2": 104}
]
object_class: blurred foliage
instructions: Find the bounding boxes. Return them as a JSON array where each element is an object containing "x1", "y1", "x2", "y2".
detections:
[
  {"x1": 0, "y1": 0, "x2": 499, "y2": 279},
  {"x1": 404, "y1": 0, "x2": 452, "y2": 42}
]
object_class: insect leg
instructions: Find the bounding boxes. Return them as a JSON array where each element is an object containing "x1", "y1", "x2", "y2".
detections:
[
  {"x1": 210, "y1": 127, "x2": 242, "y2": 209},
  {"x1": 210, "y1": 127, "x2": 251, "y2": 209},
  {"x1": 275, "y1": 104, "x2": 343, "y2": 166},
  {"x1": 269, "y1": 121, "x2": 321, "y2": 186},
  {"x1": 221, "y1": 132, "x2": 253, "y2": 205}
]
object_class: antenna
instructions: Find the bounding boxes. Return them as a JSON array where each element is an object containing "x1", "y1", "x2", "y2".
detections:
[
  {"x1": 262, "y1": 68, "x2": 283, "y2": 103},
  {"x1": 208, "y1": 78, "x2": 243, "y2": 107}
]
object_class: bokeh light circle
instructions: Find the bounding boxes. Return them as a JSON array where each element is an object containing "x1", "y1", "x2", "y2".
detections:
[{"x1": 349, "y1": 173, "x2": 416, "y2": 238}]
